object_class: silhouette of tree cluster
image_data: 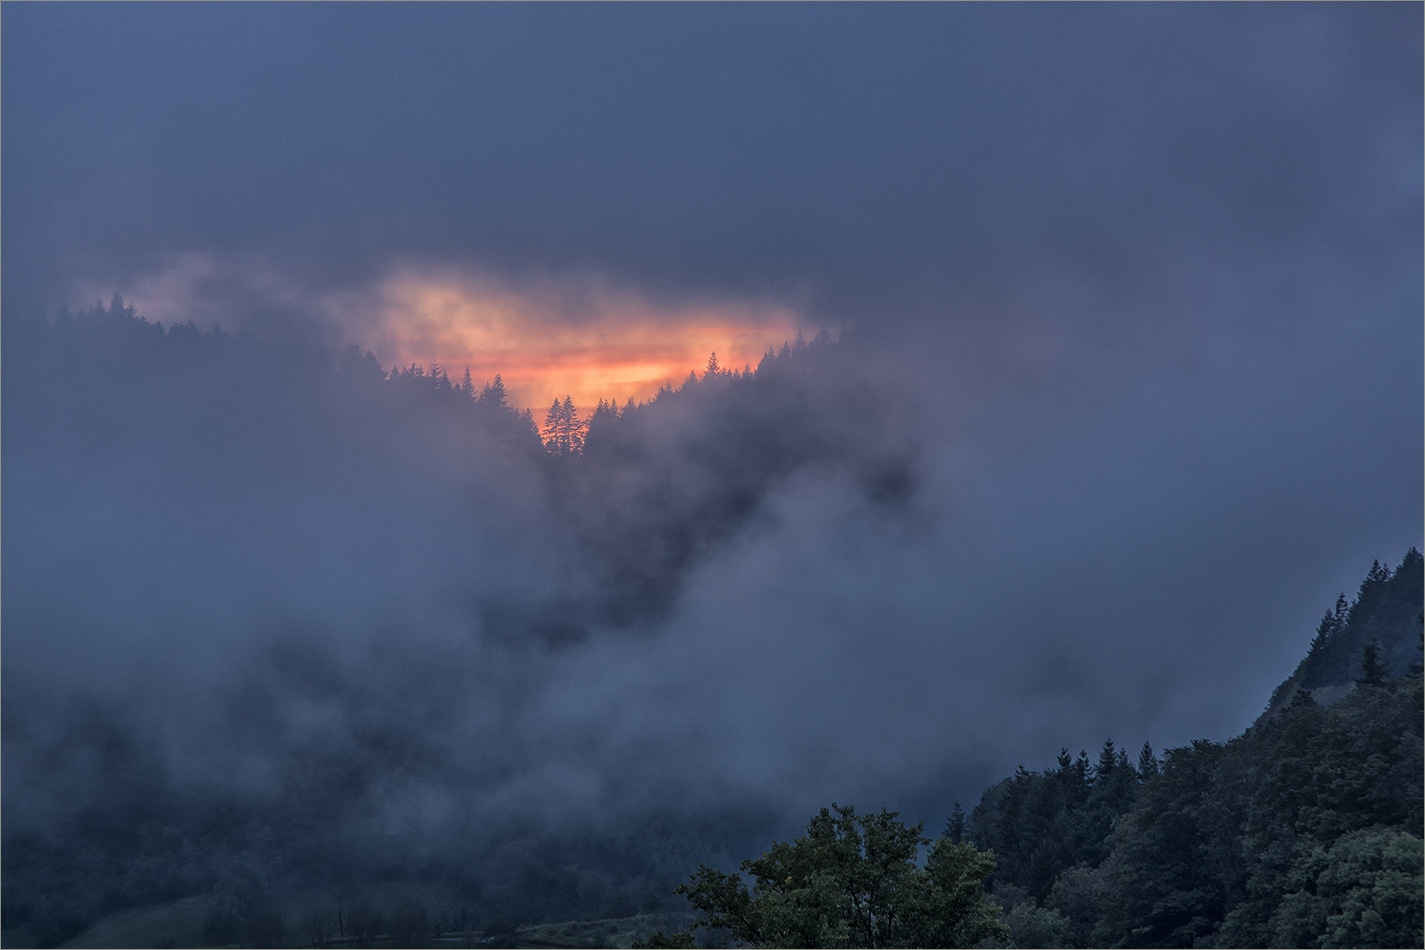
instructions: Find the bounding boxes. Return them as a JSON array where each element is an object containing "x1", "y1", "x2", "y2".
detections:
[
  {"x1": 543, "y1": 395, "x2": 586, "y2": 456},
  {"x1": 648, "y1": 804, "x2": 1007, "y2": 948},
  {"x1": 481, "y1": 327, "x2": 918, "y2": 640},
  {"x1": 1260, "y1": 548, "x2": 1422, "y2": 722},
  {"x1": 972, "y1": 551, "x2": 1424, "y2": 949}
]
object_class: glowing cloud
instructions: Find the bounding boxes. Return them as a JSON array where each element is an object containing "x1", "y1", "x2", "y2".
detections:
[
  {"x1": 364, "y1": 268, "x2": 806, "y2": 411},
  {"x1": 69, "y1": 258, "x2": 808, "y2": 414}
]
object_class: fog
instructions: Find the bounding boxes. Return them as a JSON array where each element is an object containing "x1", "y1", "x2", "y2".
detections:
[{"x1": 2, "y1": 1, "x2": 1421, "y2": 934}]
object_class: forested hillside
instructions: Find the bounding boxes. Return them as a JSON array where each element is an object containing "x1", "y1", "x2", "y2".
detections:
[
  {"x1": 967, "y1": 551, "x2": 1423, "y2": 949},
  {"x1": 1258, "y1": 549, "x2": 1424, "y2": 723},
  {"x1": 1, "y1": 301, "x2": 913, "y2": 948},
  {"x1": 3, "y1": 301, "x2": 1420, "y2": 949},
  {"x1": 533, "y1": 331, "x2": 916, "y2": 632}
]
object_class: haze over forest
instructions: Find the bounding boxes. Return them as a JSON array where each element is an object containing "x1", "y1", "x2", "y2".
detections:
[{"x1": 2, "y1": 3, "x2": 1421, "y2": 947}]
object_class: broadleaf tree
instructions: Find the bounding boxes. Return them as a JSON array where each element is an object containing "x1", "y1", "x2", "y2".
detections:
[{"x1": 647, "y1": 803, "x2": 1007, "y2": 948}]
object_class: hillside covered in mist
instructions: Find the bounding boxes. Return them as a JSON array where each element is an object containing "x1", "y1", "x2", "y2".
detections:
[
  {"x1": 2, "y1": 299, "x2": 920, "y2": 945},
  {"x1": 4, "y1": 301, "x2": 1421, "y2": 949}
]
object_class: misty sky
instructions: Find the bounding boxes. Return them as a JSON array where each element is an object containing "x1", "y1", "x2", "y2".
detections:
[{"x1": 4, "y1": 3, "x2": 1422, "y2": 840}]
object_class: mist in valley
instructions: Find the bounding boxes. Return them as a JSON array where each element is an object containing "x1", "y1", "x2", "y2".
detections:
[{"x1": 3, "y1": 4, "x2": 1421, "y2": 946}]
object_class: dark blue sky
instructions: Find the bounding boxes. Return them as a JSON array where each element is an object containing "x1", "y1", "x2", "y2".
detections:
[{"x1": 3, "y1": 3, "x2": 1421, "y2": 830}]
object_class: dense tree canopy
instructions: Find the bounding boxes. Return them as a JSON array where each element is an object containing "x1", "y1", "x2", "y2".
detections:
[
  {"x1": 645, "y1": 804, "x2": 1007, "y2": 949},
  {"x1": 972, "y1": 550, "x2": 1423, "y2": 949}
]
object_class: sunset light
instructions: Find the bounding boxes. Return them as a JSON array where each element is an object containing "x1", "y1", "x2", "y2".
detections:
[
  {"x1": 368, "y1": 270, "x2": 805, "y2": 411},
  {"x1": 11, "y1": 6, "x2": 1419, "y2": 945}
]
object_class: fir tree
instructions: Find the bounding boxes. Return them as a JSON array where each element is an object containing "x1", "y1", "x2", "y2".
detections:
[
  {"x1": 947, "y1": 802, "x2": 967, "y2": 844},
  {"x1": 1073, "y1": 750, "x2": 1092, "y2": 788},
  {"x1": 1095, "y1": 740, "x2": 1118, "y2": 785},
  {"x1": 1307, "y1": 602, "x2": 1343, "y2": 658},
  {"x1": 1138, "y1": 741, "x2": 1159, "y2": 779},
  {"x1": 543, "y1": 398, "x2": 563, "y2": 452},
  {"x1": 1355, "y1": 639, "x2": 1391, "y2": 687},
  {"x1": 542, "y1": 397, "x2": 585, "y2": 455},
  {"x1": 479, "y1": 374, "x2": 509, "y2": 410}
]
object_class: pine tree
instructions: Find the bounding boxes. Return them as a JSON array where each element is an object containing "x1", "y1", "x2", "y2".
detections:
[
  {"x1": 1095, "y1": 740, "x2": 1118, "y2": 785},
  {"x1": 561, "y1": 395, "x2": 585, "y2": 454},
  {"x1": 947, "y1": 802, "x2": 967, "y2": 844},
  {"x1": 1307, "y1": 601, "x2": 1344, "y2": 658},
  {"x1": 1355, "y1": 639, "x2": 1391, "y2": 687},
  {"x1": 1138, "y1": 741, "x2": 1159, "y2": 779},
  {"x1": 543, "y1": 398, "x2": 565, "y2": 454},
  {"x1": 478, "y1": 374, "x2": 509, "y2": 410},
  {"x1": 705, "y1": 351, "x2": 720, "y2": 378}
]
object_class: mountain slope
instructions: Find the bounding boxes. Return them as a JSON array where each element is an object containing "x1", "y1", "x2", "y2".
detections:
[{"x1": 1257, "y1": 549, "x2": 1423, "y2": 726}]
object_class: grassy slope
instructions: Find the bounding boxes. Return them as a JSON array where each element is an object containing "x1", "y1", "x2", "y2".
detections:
[
  {"x1": 52, "y1": 884, "x2": 691, "y2": 950},
  {"x1": 58, "y1": 895, "x2": 215, "y2": 949},
  {"x1": 515, "y1": 912, "x2": 695, "y2": 949}
]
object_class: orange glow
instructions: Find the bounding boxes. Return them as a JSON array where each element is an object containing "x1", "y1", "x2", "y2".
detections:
[{"x1": 369, "y1": 270, "x2": 805, "y2": 412}]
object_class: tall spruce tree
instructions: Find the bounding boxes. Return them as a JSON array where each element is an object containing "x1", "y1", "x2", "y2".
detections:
[{"x1": 1355, "y1": 639, "x2": 1390, "y2": 687}]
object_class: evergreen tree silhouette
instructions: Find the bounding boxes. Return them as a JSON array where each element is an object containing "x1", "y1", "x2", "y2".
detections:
[
  {"x1": 542, "y1": 396, "x2": 585, "y2": 455},
  {"x1": 1095, "y1": 739, "x2": 1118, "y2": 784},
  {"x1": 479, "y1": 374, "x2": 509, "y2": 410},
  {"x1": 947, "y1": 801, "x2": 967, "y2": 844},
  {"x1": 1355, "y1": 639, "x2": 1391, "y2": 687},
  {"x1": 1137, "y1": 741, "x2": 1159, "y2": 779},
  {"x1": 543, "y1": 398, "x2": 565, "y2": 453},
  {"x1": 1306, "y1": 597, "x2": 1345, "y2": 659}
]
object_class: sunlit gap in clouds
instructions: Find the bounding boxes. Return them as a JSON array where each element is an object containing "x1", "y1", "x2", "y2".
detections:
[
  {"x1": 363, "y1": 268, "x2": 806, "y2": 411},
  {"x1": 76, "y1": 256, "x2": 808, "y2": 414}
]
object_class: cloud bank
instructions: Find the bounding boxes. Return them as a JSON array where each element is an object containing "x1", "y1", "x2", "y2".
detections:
[{"x1": 1, "y1": 1, "x2": 1420, "y2": 936}]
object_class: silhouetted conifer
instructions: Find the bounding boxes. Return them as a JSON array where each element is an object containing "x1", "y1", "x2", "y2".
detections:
[
  {"x1": 1355, "y1": 639, "x2": 1390, "y2": 687},
  {"x1": 479, "y1": 374, "x2": 509, "y2": 410},
  {"x1": 1095, "y1": 740, "x2": 1118, "y2": 784},
  {"x1": 1137, "y1": 741, "x2": 1159, "y2": 778},
  {"x1": 947, "y1": 801, "x2": 967, "y2": 843}
]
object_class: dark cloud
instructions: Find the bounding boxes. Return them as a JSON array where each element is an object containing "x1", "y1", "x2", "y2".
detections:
[
  {"x1": 5, "y1": 5, "x2": 1418, "y2": 311},
  {"x1": 1, "y1": 3, "x2": 1420, "y2": 932}
]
